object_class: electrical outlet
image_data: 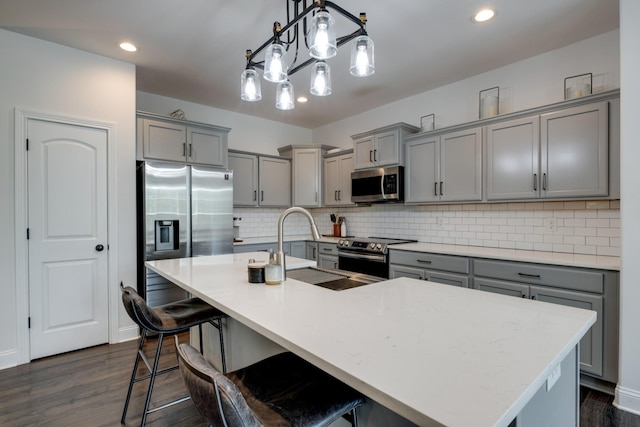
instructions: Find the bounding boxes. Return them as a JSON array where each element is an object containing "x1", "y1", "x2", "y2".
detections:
[
  {"x1": 544, "y1": 217, "x2": 557, "y2": 233},
  {"x1": 436, "y1": 217, "x2": 444, "y2": 228},
  {"x1": 546, "y1": 364, "x2": 561, "y2": 391}
]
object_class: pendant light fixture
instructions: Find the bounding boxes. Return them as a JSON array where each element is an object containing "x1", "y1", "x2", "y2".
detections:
[
  {"x1": 310, "y1": 61, "x2": 331, "y2": 96},
  {"x1": 276, "y1": 80, "x2": 295, "y2": 110},
  {"x1": 240, "y1": 0, "x2": 374, "y2": 110}
]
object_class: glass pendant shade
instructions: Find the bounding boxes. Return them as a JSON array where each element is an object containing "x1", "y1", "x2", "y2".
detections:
[
  {"x1": 276, "y1": 80, "x2": 295, "y2": 110},
  {"x1": 349, "y1": 35, "x2": 375, "y2": 77},
  {"x1": 309, "y1": 11, "x2": 337, "y2": 59},
  {"x1": 263, "y1": 43, "x2": 287, "y2": 82},
  {"x1": 310, "y1": 61, "x2": 332, "y2": 96},
  {"x1": 240, "y1": 68, "x2": 262, "y2": 101}
]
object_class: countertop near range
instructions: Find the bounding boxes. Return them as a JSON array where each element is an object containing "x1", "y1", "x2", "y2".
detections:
[
  {"x1": 391, "y1": 242, "x2": 620, "y2": 271},
  {"x1": 147, "y1": 252, "x2": 595, "y2": 427}
]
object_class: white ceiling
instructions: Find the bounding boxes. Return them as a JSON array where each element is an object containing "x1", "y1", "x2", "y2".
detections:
[{"x1": 0, "y1": 0, "x2": 618, "y2": 129}]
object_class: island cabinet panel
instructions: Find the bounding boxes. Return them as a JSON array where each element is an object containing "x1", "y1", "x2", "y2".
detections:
[
  {"x1": 233, "y1": 241, "x2": 290, "y2": 255},
  {"x1": 404, "y1": 127, "x2": 482, "y2": 203},
  {"x1": 473, "y1": 258, "x2": 617, "y2": 382},
  {"x1": 289, "y1": 241, "x2": 306, "y2": 259},
  {"x1": 486, "y1": 101, "x2": 609, "y2": 201},
  {"x1": 389, "y1": 250, "x2": 470, "y2": 287},
  {"x1": 139, "y1": 116, "x2": 229, "y2": 167},
  {"x1": 317, "y1": 242, "x2": 338, "y2": 269}
]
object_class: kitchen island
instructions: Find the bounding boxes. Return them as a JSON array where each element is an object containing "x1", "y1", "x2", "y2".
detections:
[{"x1": 146, "y1": 253, "x2": 596, "y2": 426}]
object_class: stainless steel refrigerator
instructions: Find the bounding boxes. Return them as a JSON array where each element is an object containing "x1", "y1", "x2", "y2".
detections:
[{"x1": 136, "y1": 160, "x2": 233, "y2": 306}]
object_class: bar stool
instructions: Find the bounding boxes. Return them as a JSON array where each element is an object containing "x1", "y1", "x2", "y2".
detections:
[
  {"x1": 120, "y1": 282, "x2": 228, "y2": 426},
  {"x1": 175, "y1": 336, "x2": 367, "y2": 426}
]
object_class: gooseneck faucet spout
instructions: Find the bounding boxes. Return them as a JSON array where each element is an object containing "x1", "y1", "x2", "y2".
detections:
[{"x1": 276, "y1": 207, "x2": 321, "y2": 281}]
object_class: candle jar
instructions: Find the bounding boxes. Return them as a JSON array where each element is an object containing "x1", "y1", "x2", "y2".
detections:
[
  {"x1": 479, "y1": 86, "x2": 500, "y2": 119},
  {"x1": 564, "y1": 73, "x2": 592, "y2": 100},
  {"x1": 265, "y1": 263, "x2": 282, "y2": 285}
]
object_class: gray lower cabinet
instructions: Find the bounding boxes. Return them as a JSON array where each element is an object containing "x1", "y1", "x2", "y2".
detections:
[
  {"x1": 306, "y1": 242, "x2": 318, "y2": 261},
  {"x1": 389, "y1": 250, "x2": 470, "y2": 287},
  {"x1": 290, "y1": 241, "x2": 306, "y2": 259},
  {"x1": 473, "y1": 258, "x2": 618, "y2": 383},
  {"x1": 317, "y1": 242, "x2": 338, "y2": 269}
]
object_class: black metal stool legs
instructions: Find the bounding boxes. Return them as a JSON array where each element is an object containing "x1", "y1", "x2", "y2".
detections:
[
  {"x1": 209, "y1": 318, "x2": 227, "y2": 373},
  {"x1": 121, "y1": 330, "x2": 148, "y2": 424}
]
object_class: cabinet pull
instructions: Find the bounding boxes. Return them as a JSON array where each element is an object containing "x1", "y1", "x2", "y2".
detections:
[
  {"x1": 518, "y1": 272, "x2": 541, "y2": 278},
  {"x1": 434, "y1": 182, "x2": 438, "y2": 196},
  {"x1": 189, "y1": 143, "x2": 193, "y2": 157},
  {"x1": 313, "y1": 247, "x2": 316, "y2": 258},
  {"x1": 183, "y1": 143, "x2": 186, "y2": 156},
  {"x1": 261, "y1": 190, "x2": 264, "y2": 202},
  {"x1": 337, "y1": 190, "x2": 341, "y2": 201},
  {"x1": 369, "y1": 150, "x2": 373, "y2": 163},
  {"x1": 315, "y1": 191, "x2": 318, "y2": 202},
  {"x1": 253, "y1": 190, "x2": 257, "y2": 201},
  {"x1": 373, "y1": 149, "x2": 377, "y2": 162},
  {"x1": 522, "y1": 295, "x2": 527, "y2": 298},
  {"x1": 440, "y1": 181, "x2": 444, "y2": 196},
  {"x1": 335, "y1": 190, "x2": 338, "y2": 201},
  {"x1": 542, "y1": 173, "x2": 547, "y2": 191},
  {"x1": 531, "y1": 295, "x2": 537, "y2": 300},
  {"x1": 533, "y1": 173, "x2": 537, "y2": 191},
  {"x1": 417, "y1": 259, "x2": 432, "y2": 264},
  {"x1": 322, "y1": 248, "x2": 332, "y2": 252}
]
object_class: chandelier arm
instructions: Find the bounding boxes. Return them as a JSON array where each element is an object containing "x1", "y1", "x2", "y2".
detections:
[{"x1": 323, "y1": 1, "x2": 366, "y2": 29}]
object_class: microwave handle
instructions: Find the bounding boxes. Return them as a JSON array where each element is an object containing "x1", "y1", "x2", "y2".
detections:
[{"x1": 380, "y1": 173, "x2": 386, "y2": 200}]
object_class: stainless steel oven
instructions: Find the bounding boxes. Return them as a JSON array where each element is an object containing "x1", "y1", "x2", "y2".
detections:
[{"x1": 337, "y1": 237, "x2": 416, "y2": 279}]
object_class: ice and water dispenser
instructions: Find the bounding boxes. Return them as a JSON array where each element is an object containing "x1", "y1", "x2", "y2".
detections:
[{"x1": 154, "y1": 220, "x2": 179, "y2": 251}]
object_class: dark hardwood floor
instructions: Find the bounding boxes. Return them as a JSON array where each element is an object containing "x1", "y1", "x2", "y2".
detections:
[{"x1": 0, "y1": 336, "x2": 638, "y2": 426}]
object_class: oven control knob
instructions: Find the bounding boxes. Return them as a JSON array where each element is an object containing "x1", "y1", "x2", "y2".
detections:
[
  {"x1": 344, "y1": 241, "x2": 349, "y2": 246},
  {"x1": 376, "y1": 243, "x2": 382, "y2": 250},
  {"x1": 338, "y1": 239, "x2": 343, "y2": 245},
  {"x1": 369, "y1": 243, "x2": 375, "y2": 249}
]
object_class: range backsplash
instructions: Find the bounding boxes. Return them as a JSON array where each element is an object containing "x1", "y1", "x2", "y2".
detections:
[{"x1": 234, "y1": 200, "x2": 620, "y2": 257}]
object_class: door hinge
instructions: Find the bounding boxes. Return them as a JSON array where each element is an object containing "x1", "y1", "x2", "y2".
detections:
[
  {"x1": 26, "y1": 228, "x2": 30, "y2": 239},
  {"x1": 28, "y1": 317, "x2": 31, "y2": 329},
  {"x1": 26, "y1": 138, "x2": 29, "y2": 151}
]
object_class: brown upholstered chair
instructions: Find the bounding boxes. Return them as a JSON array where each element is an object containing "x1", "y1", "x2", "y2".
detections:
[
  {"x1": 175, "y1": 336, "x2": 366, "y2": 426},
  {"x1": 120, "y1": 282, "x2": 228, "y2": 426}
]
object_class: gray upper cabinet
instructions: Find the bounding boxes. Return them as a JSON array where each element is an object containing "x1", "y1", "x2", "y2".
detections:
[
  {"x1": 486, "y1": 101, "x2": 609, "y2": 201},
  {"x1": 138, "y1": 114, "x2": 229, "y2": 167},
  {"x1": 228, "y1": 151, "x2": 290, "y2": 207},
  {"x1": 324, "y1": 151, "x2": 355, "y2": 206},
  {"x1": 541, "y1": 102, "x2": 608, "y2": 198},
  {"x1": 352, "y1": 123, "x2": 419, "y2": 170},
  {"x1": 405, "y1": 127, "x2": 482, "y2": 203},
  {"x1": 486, "y1": 116, "x2": 540, "y2": 200},
  {"x1": 278, "y1": 145, "x2": 335, "y2": 208}
]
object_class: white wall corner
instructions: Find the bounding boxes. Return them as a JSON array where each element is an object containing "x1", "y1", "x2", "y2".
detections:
[{"x1": 614, "y1": 385, "x2": 640, "y2": 416}]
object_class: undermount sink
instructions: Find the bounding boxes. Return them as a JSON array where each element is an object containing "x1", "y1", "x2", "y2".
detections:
[{"x1": 286, "y1": 267, "x2": 380, "y2": 291}]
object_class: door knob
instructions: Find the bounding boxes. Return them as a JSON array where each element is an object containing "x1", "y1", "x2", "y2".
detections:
[{"x1": 95, "y1": 244, "x2": 104, "y2": 252}]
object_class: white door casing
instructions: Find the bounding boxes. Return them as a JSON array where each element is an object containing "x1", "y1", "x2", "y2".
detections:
[{"x1": 25, "y1": 118, "x2": 109, "y2": 359}]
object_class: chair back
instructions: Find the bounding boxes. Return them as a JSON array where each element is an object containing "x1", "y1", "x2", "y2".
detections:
[
  {"x1": 120, "y1": 283, "x2": 165, "y2": 333},
  {"x1": 175, "y1": 337, "x2": 261, "y2": 426}
]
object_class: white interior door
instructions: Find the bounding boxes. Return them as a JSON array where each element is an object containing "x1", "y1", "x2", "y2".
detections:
[{"x1": 27, "y1": 118, "x2": 109, "y2": 359}]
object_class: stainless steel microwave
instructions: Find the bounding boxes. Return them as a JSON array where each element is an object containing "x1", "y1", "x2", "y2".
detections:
[{"x1": 351, "y1": 166, "x2": 404, "y2": 203}]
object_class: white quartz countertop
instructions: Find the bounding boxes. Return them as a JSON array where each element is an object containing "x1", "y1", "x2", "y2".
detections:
[
  {"x1": 392, "y1": 242, "x2": 620, "y2": 271},
  {"x1": 146, "y1": 253, "x2": 595, "y2": 426}
]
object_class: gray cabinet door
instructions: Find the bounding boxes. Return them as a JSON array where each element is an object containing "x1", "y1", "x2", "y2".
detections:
[
  {"x1": 440, "y1": 127, "x2": 483, "y2": 202},
  {"x1": 353, "y1": 135, "x2": 375, "y2": 169},
  {"x1": 389, "y1": 265, "x2": 423, "y2": 280},
  {"x1": 142, "y1": 119, "x2": 186, "y2": 162},
  {"x1": 324, "y1": 156, "x2": 340, "y2": 206},
  {"x1": 486, "y1": 116, "x2": 540, "y2": 200},
  {"x1": 530, "y1": 286, "x2": 604, "y2": 377},
  {"x1": 374, "y1": 129, "x2": 400, "y2": 167},
  {"x1": 338, "y1": 154, "x2": 354, "y2": 205},
  {"x1": 474, "y1": 277, "x2": 530, "y2": 298},
  {"x1": 290, "y1": 241, "x2": 306, "y2": 259},
  {"x1": 405, "y1": 137, "x2": 439, "y2": 203},
  {"x1": 318, "y1": 254, "x2": 338, "y2": 269},
  {"x1": 541, "y1": 101, "x2": 608, "y2": 198},
  {"x1": 259, "y1": 157, "x2": 291, "y2": 207},
  {"x1": 305, "y1": 242, "x2": 318, "y2": 261},
  {"x1": 187, "y1": 126, "x2": 227, "y2": 167},
  {"x1": 229, "y1": 152, "x2": 258, "y2": 206},
  {"x1": 293, "y1": 148, "x2": 321, "y2": 207},
  {"x1": 424, "y1": 270, "x2": 469, "y2": 288}
]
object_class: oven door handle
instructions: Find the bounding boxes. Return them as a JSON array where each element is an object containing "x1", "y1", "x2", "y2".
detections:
[{"x1": 338, "y1": 251, "x2": 386, "y2": 263}]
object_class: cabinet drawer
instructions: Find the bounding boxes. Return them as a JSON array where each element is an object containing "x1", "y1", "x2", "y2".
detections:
[
  {"x1": 473, "y1": 259, "x2": 604, "y2": 293},
  {"x1": 389, "y1": 250, "x2": 469, "y2": 274},
  {"x1": 318, "y1": 242, "x2": 338, "y2": 256}
]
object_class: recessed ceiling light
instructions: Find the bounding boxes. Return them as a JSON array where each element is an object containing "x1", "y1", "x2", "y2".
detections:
[
  {"x1": 473, "y1": 8, "x2": 496, "y2": 23},
  {"x1": 119, "y1": 42, "x2": 138, "y2": 52},
  {"x1": 297, "y1": 96, "x2": 308, "y2": 103}
]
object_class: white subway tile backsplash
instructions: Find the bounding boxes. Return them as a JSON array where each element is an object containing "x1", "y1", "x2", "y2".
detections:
[{"x1": 235, "y1": 201, "x2": 620, "y2": 256}]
